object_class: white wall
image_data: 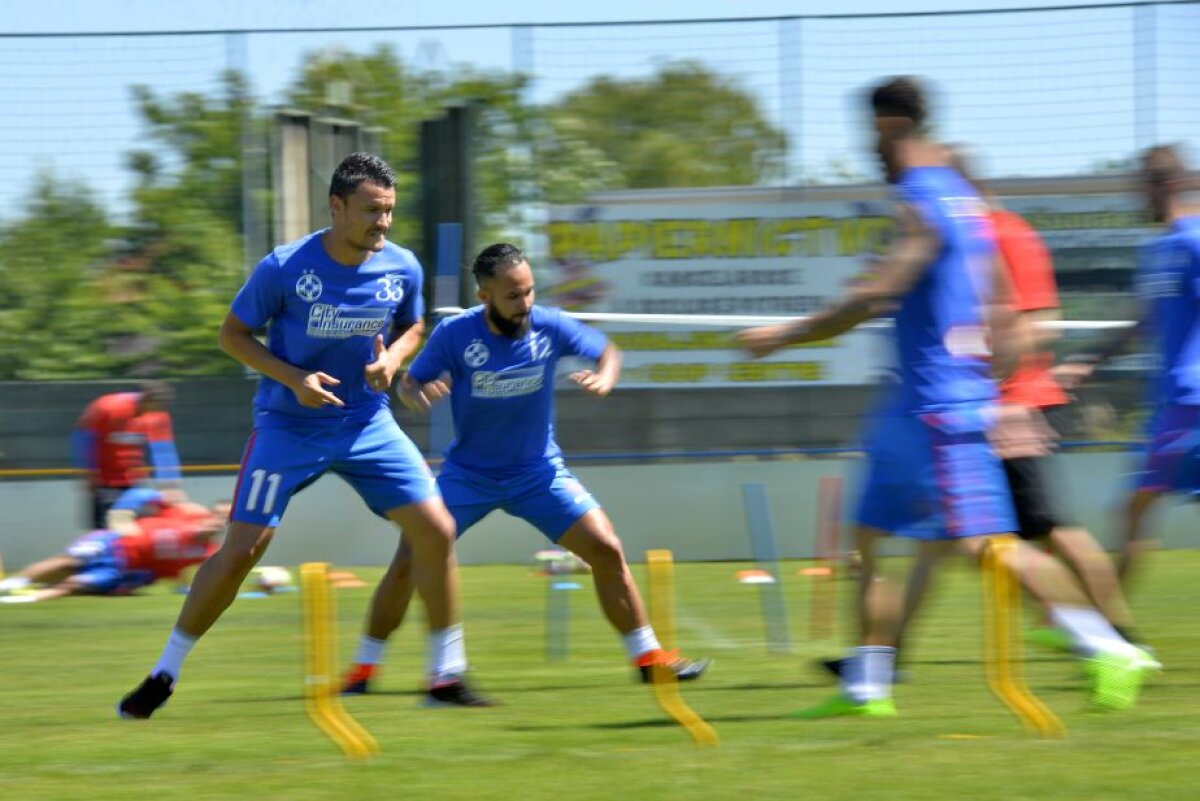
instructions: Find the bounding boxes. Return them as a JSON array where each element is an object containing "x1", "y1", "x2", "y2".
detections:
[{"x1": 2, "y1": 453, "x2": 1197, "y2": 571}]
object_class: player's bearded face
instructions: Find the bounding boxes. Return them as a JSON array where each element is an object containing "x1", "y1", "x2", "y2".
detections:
[
  {"x1": 336, "y1": 181, "x2": 395, "y2": 252},
  {"x1": 482, "y1": 261, "x2": 535, "y2": 338}
]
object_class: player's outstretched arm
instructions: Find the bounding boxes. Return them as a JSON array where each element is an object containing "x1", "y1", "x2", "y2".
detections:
[
  {"x1": 1052, "y1": 302, "x2": 1146, "y2": 390},
  {"x1": 218, "y1": 313, "x2": 344, "y2": 408},
  {"x1": 738, "y1": 202, "x2": 938, "y2": 359},
  {"x1": 570, "y1": 343, "x2": 621, "y2": 397}
]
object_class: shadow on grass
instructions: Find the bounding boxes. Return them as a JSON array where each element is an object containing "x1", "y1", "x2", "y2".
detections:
[{"x1": 505, "y1": 711, "x2": 818, "y2": 732}]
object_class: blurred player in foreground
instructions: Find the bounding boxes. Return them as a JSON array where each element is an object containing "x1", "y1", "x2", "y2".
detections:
[
  {"x1": 884, "y1": 145, "x2": 1143, "y2": 660},
  {"x1": 1056, "y1": 143, "x2": 1200, "y2": 591},
  {"x1": 341, "y1": 243, "x2": 709, "y2": 695},
  {"x1": 739, "y1": 76, "x2": 1155, "y2": 716},
  {"x1": 0, "y1": 490, "x2": 225, "y2": 603},
  {"x1": 118, "y1": 153, "x2": 480, "y2": 719},
  {"x1": 73, "y1": 381, "x2": 181, "y2": 528}
]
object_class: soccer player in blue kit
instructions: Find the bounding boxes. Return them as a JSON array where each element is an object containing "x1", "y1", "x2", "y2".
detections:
[
  {"x1": 740, "y1": 77, "x2": 1155, "y2": 716},
  {"x1": 1057, "y1": 144, "x2": 1200, "y2": 590},
  {"x1": 118, "y1": 153, "x2": 484, "y2": 718},
  {"x1": 340, "y1": 243, "x2": 709, "y2": 694}
]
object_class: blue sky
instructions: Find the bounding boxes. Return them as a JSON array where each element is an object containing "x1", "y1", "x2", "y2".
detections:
[{"x1": 0, "y1": 1, "x2": 1195, "y2": 219}]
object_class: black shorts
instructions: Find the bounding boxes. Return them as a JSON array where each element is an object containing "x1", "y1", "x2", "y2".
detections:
[
  {"x1": 89, "y1": 485, "x2": 133, "y2": 529},
  {"x1": 1002, "y1": 457, "x2": 1065, "y2": 540}
]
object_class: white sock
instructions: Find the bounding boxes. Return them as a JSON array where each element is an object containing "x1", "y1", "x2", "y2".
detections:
[
  {"x1": 1050, "y1": 606, "x2": 1140, "y2": 659},
  {"x1": 152, "y1": 628, "x2": 198, "y2": 682},
  {"x1": 622, "y1": 626, "x2": 662, "y2": 660},
  {"x1": 354, "y1": 635, "x2": 388, "y2": 666},
  {"x1": 0, "y1": 576, "x2": 30, "y2": 593},
  {"x1": 428, "y1": 624, "x2": 467, "y2": 682},
  {"x1": 843, "y1": 646, "x2": 895, "y2": 703}
]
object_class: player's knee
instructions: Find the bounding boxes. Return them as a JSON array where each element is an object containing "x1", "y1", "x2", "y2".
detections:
[
  {"x1": 218, "y1": 525, "x2": 273, "y2": 572},
  {"x1": 387, "y1": 546, "x2": 415, "y2": 579},
  {"x1": 577, "y1": 532, "x2": 626, "y2": 573}
]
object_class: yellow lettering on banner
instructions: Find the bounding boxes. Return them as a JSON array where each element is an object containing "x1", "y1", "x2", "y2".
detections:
[
  {"x1": 648, "y1": 363, "x2": 711, "y2": 383},
  {"x1": 547, "y1": 222, "x2": 572, "y2": 261},
  {"x1": 550, "y1": 216, "x2": 896, "y2": 262},
  {"x1": 609, "y1": 332, "x2": 836, "y2": 351},
  {"x1": 727, "y1": 362, "x2": 827, "y2": 382},
  {"x1": 1023, "y1": 210, "x2": 1148, "y2": 231},
  {"x1": 838, "y1": 217, "x2": 892, "y2": 256},
  {"x1": 619, "y1": 221, "x2": 652, "y2": 259}
]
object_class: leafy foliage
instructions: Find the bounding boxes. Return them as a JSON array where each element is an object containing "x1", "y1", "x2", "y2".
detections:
[{"x1": 5, "y1": 52, "x2": 786, "y2": 379}]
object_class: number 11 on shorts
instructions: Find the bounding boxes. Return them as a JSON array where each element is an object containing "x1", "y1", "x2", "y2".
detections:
[{"x1": 245, "y1": 470, "x2": 282, "y2": 514}]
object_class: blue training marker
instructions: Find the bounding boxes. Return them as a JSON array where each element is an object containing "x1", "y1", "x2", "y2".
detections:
[
  {"x1": 741, "y1": 482, "x2": 792, "y2": 654},
  {"x1": 545, "y1": 578, "x2": 580, "y2": 661}
]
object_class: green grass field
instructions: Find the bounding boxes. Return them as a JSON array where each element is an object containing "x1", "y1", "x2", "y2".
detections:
[{"x1": 2, "y1": 553, "x2": 1197, "y2": 801}]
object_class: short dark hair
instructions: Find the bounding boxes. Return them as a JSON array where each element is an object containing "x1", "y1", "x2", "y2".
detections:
[
  {"x1": 139, "y1": 380, "x2": 175, "y2": 407},
  {"x1": 329, "y1": 152, "x2": 396, "y2": 199},
  {"x1": 870, "y1": 76, "x2": 929, "y2": 130},
  {"x1": 472, "y1": 243, "x2": 527, "y2": 283},
  {"x1": 1141, "y1": 144, "x2": 1188, "y2": 185}
]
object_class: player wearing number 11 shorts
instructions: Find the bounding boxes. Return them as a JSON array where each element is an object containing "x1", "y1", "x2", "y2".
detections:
[{"x1": 118, "y1": 153, "x2": 486, "y2": 720}]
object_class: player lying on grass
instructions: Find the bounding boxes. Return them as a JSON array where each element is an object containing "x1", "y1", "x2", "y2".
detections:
[{"x1": 0, "y1": 489, "x2": 227, "y2": 603}]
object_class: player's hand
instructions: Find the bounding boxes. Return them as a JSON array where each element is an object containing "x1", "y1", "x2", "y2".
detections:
[
  {"x1": 1051, "y1": 361, "x2": 1094, "y2": 391},
  {"x1": 569, "y1": 369, "x2": 614, "y2": 397},
  {"x1": 397, "y1": 372, "x2": 450, "y2": 414},
  {"x1": 738, "y1": 324, "x2": 788, "y2": 359},
  {"x1": 291, "y1": 371, "x2": 344, "y2": 408},
  {"x1": 364, "y1": 334, "x2": 400, "y2": 393},
  {"x1": 989, "y1": 405, "x2": 1056, "y2": 460}
]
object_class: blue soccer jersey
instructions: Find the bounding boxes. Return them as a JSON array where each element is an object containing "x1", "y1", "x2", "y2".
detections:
[
  {"x1": 230, "y1": 230, "x2": 425, "y2": 422},
  {"x1": 891, "y1": 166, "x2": 997, "y2": 411},
  {"x1": 408, "y1": 305, "x2": 608, "y2": 477},
  {"x1": 853, "y1": 166, "x2": 1015, "y2": 541},
  {"x1": 1134, "y1": 215, "x2": 1200, "y2": 406}
]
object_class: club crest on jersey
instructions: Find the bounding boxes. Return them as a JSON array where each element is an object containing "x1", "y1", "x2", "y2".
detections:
[
  {"x1": 464, "y1": 340, "x2": 490, "y2": 368},
  {"x1": 296, "y1": 270, "x2": 323, "y2": 302}
]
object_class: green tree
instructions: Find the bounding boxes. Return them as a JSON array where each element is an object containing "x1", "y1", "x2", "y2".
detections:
[
  {"x1": 0, "y1": 173, "x2": 119, "y2": 379},
  {"x1": 545, "y1": 61, "x2": 787, "y2": 197},
  {"x1": 127, "y1": 69, "x2": 254, "y2": 237},
  {"x1": 115, "y1": 69, "x2": 252, "y2": 376},
  {"x1": 284, "y1": 45, "x2": 529, "y2": 245}
]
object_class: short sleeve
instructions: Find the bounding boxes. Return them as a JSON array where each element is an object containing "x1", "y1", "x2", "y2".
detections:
[
  {"x1": 1185, "y1": 240, "x2": 1200, "y2": 301},
  {"x1": 229, "y1": 253, "x2": 284, "y2": 329},
  {"x1": 394, "y1": 258, "x2": 426, "y2": 328},
  {"x1": 408, "y1": 319, "x2": 454, "y2": 384},
  {"x1": 552, "y1": 309, "x2": 607, "y2": 361},
  {"x1": 996, "y1": 212, "x2": 1059, "y2": 312}
]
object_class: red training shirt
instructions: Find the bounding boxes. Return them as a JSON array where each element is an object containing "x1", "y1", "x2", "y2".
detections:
[
  {"x1": 77, "y1": 393, "x2": 175, "y2": 487},
  {"x1": 992, "y1": 209, "x2": 1069, "y2": 410}
]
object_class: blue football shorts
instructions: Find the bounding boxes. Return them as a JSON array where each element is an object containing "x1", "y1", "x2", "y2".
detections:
[
  {"x1": 66, "y1": 531, "x2": 127, "y2": 593},
  {"x1": 854, "y1": 402, "x2": 1017, "y2": 540},
  {"x1": 231, "y1": 406, "x2": 438, "y2": 527},
  {"x1": 437, "y1": 458, "x2": 600, "y2": 542},
  {"x1": 1134, "y1": 404, "x2": 1200, "y2": 495}
]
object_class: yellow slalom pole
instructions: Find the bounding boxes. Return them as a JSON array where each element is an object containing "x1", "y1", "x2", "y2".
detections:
[
  {"x1": 981, "y1": 537, "x2": 1065, "y2": 739},
  {"x1": 645, "y1": 549, "x2": 719, "y2": 746},
  {"x1": 300, "y1": 562, "x2": 380, "y2": 758}
]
